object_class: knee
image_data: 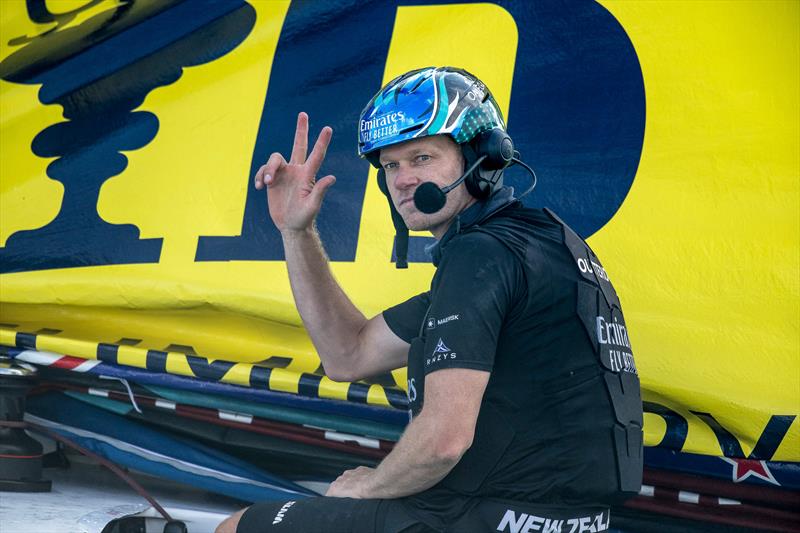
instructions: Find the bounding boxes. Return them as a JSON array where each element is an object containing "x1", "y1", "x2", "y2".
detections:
[{"x1": 215, "y1": 507, "x2": 248, "y2": 533}]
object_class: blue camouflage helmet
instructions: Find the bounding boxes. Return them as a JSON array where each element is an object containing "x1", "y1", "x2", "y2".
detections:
[{"x1": 357, "y1": 67, "x2": 506, "y2": 166}]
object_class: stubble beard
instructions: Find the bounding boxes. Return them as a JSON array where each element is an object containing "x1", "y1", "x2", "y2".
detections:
[{"x1": 399, "y1": 197, "x2": 462, "y2": 236}]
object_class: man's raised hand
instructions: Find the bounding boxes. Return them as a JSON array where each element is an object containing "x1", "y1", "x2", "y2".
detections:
[{"x1": 254, "y1": 112, "x2": 336, "y2": 233}]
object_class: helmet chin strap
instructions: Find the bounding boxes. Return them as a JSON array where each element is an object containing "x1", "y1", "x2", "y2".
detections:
[
  {"x1": 389, "y1": 202, "x2": 409, "y2": 269},
  {"x1": 377, "y1": 168, "x2": 409, "y2": 268},
  {"x1": 379, "y1": 155, "x2": 486, "y2": 268}
]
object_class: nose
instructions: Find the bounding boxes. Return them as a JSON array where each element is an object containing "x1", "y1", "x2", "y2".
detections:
[{"x1": 392, "y1": 164, "x2": 420, "y2": 191}]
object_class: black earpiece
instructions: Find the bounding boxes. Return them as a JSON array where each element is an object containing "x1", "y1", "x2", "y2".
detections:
[
  {"x1": 475, "y1": 127, "x2": 515, "y2": 170},
  {"x1": 462, "y1": 128, "x2": 514, "y2": 199}
]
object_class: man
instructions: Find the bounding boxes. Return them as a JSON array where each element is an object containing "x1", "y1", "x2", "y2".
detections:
[{"x1": 218, "y1": 67, "x2": 642, "y2": 533}]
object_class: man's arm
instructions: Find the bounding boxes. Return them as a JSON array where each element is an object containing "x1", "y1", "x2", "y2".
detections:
[
  {"x1": 255, "y1": 112, "x2": 408, "y2": 382},
  {"x1": 326, "y1": 368, "x2": 489, "y2": 499},
  {"x1": 280, "y1": 228, "x2": 409, "y2": 381}
]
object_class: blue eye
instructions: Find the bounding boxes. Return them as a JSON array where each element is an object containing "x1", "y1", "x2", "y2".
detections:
[{"x1": 416, "y1": 154, "x2": 431, "y2": 162}]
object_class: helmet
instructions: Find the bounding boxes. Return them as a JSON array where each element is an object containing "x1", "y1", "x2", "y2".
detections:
[
  {"x1": 358, "y1": 67, "x2": 507, "y2": 167},
  {"x1": 358, "y1": 67, "x2": 512, "y2": 269}
]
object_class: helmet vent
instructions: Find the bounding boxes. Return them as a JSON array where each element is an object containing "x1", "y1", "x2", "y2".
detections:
[{"x1": 398, "y1": 124, "x2": 424, "y2": 135}]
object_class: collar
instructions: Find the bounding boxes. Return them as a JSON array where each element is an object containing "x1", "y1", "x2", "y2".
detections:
[{"x1": 425, "y1": 186, "x2": 517, "y2": 266}]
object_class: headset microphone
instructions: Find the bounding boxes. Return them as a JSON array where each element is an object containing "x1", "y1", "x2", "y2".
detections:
[{"x1": 413, "y1": 155, "x2": 488, "y2": 214}]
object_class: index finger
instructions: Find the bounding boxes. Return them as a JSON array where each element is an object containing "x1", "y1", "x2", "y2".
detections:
[
  {"x1": 257, "y1": 152, "x2": 286, "y2": 187},
  {"x1": 289, "y1": 112, "x2": 309, "y2": 164},
  {"x1": 306, "y1": 126, "x2": 333, "y2": 174}
]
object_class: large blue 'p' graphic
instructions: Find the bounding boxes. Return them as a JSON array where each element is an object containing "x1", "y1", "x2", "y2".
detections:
[
  {"x1": 0, "y1": 0, "x2": 644, "y2": 272},
  {"x1": 197, "y1": 0, "x2": 645, "y2": 264}
]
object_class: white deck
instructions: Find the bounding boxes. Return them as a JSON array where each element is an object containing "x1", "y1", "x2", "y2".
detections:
[{"x1": 0, "y1": 451, "x2": 251, "y2": 533}]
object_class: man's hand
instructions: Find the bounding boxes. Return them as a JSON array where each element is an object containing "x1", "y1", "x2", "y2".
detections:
[
  {"x1": 254, "y1": 112, "x2": 336, "y2": 233},
  {"x1": 325, "y1": 466, "x2": 375, "y2": 498},
  {"x1": 326, "y1": 369, "x2": 489, "y2": 500}
]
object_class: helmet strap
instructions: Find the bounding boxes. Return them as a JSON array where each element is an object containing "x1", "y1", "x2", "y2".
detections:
[{"x1": 377, "y1": 169, "x2": 409, "y2": 268}]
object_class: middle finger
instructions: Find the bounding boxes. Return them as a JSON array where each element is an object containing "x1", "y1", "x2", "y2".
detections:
[
  {"x1": 290, "y1": 112, "x2": 309, "y2": 164},
  {"x1": 306, "y1": 125, "x2": 333, "y2": 175}
]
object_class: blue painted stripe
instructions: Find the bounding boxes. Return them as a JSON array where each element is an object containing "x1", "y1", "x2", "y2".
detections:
[
  {"x1": 96, "y1": 343, "x2": 119, "y2": 364},
  {"x1": 347, "y1": 382, "x2": 370, "y2": 404},
  {"x1": 27, "y1": 392, "x2": 314, "y2": 501},
  {"x1": 15, "y1": 332, "x2": 37, "y2": 350},
  {"x1": 298, "y1": 373, "x2": 323, "y2": 398},
  {"x1": 250, "y1": 365, "x2": 272, "y2": 389},
  {"x1": 145, "y1": 349, "x2": 168, "y2": 373}
]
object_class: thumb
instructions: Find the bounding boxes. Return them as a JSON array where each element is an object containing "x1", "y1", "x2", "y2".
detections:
[{"x1": 310, "y1": 175, "x2": 336, "y2": 205}]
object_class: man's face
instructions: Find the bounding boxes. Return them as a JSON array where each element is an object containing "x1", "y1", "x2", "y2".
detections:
[{"x1": 379, "y1": 135, "x2": 475, "y2": 239}]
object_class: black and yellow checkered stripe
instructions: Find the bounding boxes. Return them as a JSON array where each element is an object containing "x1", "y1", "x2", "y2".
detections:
[{"x1": 0, "y1": 327, "x2": 408, "y2": 409}]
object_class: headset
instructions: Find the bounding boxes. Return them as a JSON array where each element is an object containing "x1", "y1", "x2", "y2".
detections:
[
  {"x1": 411, "y1": 127, "x2": 514, "y2": 213},
  {"x1": 376, "y1": 127, "x2": 538, "y2": 268},
  {"x1": 361, "y1": 67, "x2": 539, "y2": 267}
]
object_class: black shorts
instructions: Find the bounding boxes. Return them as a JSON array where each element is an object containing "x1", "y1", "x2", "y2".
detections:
[{"x1": 237, "y1": 496, "x2": 611, "y2": 533}]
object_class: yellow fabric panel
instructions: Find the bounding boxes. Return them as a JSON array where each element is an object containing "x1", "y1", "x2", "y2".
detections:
[
  {"x1": 0, "y1": 302, "x2": 319, "y2": 372},
  {"x1": 35, "y1": 334, "x2": 94, "y2": 360},
  {"x1": 598, "y1": 0, "x2": 799, "y2": 460},
  {"x1": 0, "y1": 0, "x2": 797, "y2": 460}
]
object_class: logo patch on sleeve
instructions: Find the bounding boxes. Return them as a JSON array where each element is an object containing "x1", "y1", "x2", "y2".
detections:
[
  {"x1": 427, "y1": 338, "x2": 457, "y2": 366},
  {"x1": 426, "y1": 314, "x2": 461, "y2": 331},
  {"x1": 437, "y1": 314, "x2": 459, "y2": 326}
]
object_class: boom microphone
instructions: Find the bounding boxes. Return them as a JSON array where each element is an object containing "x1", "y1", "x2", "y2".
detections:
[{"x1": 413, "y1": 155, "x2": 487, "y2": 214}]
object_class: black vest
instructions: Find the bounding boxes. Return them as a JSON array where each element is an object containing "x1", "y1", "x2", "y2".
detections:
[{"x1": 407, "y1": 204, "x2": 643, "y2": 506}]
